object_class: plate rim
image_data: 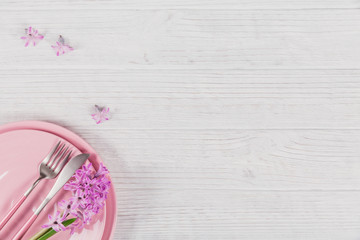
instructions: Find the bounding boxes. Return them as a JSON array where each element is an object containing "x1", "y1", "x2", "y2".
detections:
[{"x1": 0, "y1": 120, "x2": 117, "y2": 240}]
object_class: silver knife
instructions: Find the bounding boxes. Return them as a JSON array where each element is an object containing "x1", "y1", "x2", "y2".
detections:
[{"x1": 13, "y1": 153, "x2": 90, "y2": 240}]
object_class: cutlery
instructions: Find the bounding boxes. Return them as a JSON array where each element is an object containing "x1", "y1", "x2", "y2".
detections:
[
  {"x1": 0, "y1": 141, "x2": 72, "y2": 231},
  {"x1": 12, "y1": 153, "x2": 90, "y2": 240}
]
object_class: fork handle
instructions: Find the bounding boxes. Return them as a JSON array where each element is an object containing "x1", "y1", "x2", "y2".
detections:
[
  {"x1": 24, "y1": 177, "x2": 43, "y2": 197},
  {"x1": 0, "y1": 195, "x2": 27, "y2": 230},
  {"x1": 12, "y1": 213, "x2": 38, "y2": 240},
  {"x1": 0, "y1": 177, "x2": 43, "y2": 231}
]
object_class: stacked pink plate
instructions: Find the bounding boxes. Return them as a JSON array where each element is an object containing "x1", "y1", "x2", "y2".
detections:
[{"x1": 0, "y1": 121, "x2": 117, "y2": 240}]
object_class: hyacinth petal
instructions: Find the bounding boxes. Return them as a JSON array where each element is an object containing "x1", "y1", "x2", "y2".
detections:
[{"x1": 42, "y1": 223, "x2": 50, "y2": 228}]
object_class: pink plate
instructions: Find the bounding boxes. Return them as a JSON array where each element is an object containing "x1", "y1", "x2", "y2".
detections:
[{"x1": 0, "y1": 121, "x2": 117, "y2": 240}]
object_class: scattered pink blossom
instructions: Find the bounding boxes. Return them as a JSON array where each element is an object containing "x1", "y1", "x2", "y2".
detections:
[
  {"x1": 20, "y1": 26, "x2": 44, "y2": 47},
  {"x1": 51, "y1": 35, "x2": 73, "y2": 56},
  {"x1": 43, "y1": 163, "x2": 111, "y2": 235},
  {"x1": 91, "y1": 105, "x2": 110, "y2": 124}
]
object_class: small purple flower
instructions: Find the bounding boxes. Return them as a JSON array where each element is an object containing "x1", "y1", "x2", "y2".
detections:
[
  {"x1": 51, "y1": 35, "x2": 73, "y2": 56},
  {"x1": 42, "y1": 207, "x2": 67, "y2": 232},
  {"x1": 91, "y1": 105, "x2": 110, "y2": 124},
  {"x1": 95, "y1": 163, "x2": 109, "y2": 177},
  {"x1": 58, "y1": 199, "x2": 79, "y2": 216},
  {"x1": 20, "y1": 26, "x2": 44, "y2": 47}
]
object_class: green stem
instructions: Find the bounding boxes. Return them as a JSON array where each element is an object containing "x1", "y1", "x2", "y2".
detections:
[
  {"x1": 28, "y1": 228, "x2": 51, "y2": 240},
  {"x1": 30, "y1": 218, "x2": 77, "y2": 240}
]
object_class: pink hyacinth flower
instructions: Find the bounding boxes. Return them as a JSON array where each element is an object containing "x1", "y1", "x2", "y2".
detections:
[
  {"x1": 51, "y1": 35, "x2": 73, "y2": 56},
  {"x1": 43, "y1": 162, "x2": 111, "y2": 235},
  {"x1": 91, "y1": 105, "x2": 110, "y2": 124},
  {"x1": 42, "y1": 206, "x2": 67, "y2": 232},
  {"x1": 20, "y1": 26, "x2": 44, "y2": 47}
]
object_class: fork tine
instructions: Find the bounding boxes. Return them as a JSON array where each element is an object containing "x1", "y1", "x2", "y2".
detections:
[
  {"x1": 42, "y1": 141, "x2": 61, "y2": 165},
  {"x1": 54, "y1": 150, "x2": 72, "y2": 174},
  {"x1": 51, "y1": 146, "x2": 69, "y2": 170},
  {"x1": 47, "y1": 143, "x2": 65, "y2": 167}
]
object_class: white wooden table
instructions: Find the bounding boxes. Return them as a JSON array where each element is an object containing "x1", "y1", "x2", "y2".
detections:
[{"x1": 1, "y1": 0, "x2": 360, "y2": 239}]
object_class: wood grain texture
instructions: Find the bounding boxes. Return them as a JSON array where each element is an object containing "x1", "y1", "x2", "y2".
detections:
[
  {"x1": 1, "y1": 0, "x2": 360, "y2": 239},
  {"x1": 1, "y1": 0, "x2": 360, "y2": 10},
  {"x1": 1, "y1": 8, "x2": 360, "y2": 69},
  {"x1": 2, "y1": 69, "x2": 360, "y2": 129}
]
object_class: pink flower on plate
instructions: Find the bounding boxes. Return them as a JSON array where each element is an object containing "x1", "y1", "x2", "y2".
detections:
[
  {"x1": 58, "y1": 199, "x2": 79, "y2": 216},
  {"x1": 91, "y1": 105, "x2": 110, "y2": 124},
  {"x1": 95, "y1": 163, "x2": 109, "y2": 178},
  {"x1": 20, "y1": 26, "x2": 44, "y2": 47},
  {"x1": 43, "y1": 162, "x2": 111, "y2": 235},
  {"x1": 51, "y1": 35, "x2": 73, "y2": 56},
  {"x1": 42, "y1": 207, "x2": 67, "y2": 232}
]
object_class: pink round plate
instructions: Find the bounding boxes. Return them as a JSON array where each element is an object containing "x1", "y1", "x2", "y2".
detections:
[{"x1": 0, "y1": 121, "x2": 117, "y2": 240}]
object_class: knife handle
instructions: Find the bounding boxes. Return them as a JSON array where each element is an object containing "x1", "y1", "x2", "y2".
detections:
[
  {"x1": 0, "y1": 177, "x2": 42, "y2": 231},
  {"x1": 12, "y1": 213, "x2": 38, "y2": 240},
  {"x1": 0, "y1": 194, "x2": 27, "y2": 230}
]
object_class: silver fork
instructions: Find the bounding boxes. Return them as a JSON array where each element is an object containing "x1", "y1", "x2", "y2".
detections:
[{"x1": 0, "y1": 141, "x2": 72, "y2": 230}]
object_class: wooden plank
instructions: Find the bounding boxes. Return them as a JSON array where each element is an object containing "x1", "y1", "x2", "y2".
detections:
[
  {"x1": 74, "y1": 129, "x2": 360, "y2": 190},
  {"x1": 114, "y1": 190, "x2": 360, "y2": 239},
  {"x1": 0, "y1": 0, "x2": 359, "y2": 10},
  {"x1": 0, "y1": 9, "x2": 360, "y2": 68},
  {"x1": 1, "y1": 69, "x2": 360, "y2": 129}
]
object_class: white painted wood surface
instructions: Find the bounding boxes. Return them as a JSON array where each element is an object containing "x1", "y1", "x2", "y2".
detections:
[{"x1": 1, "y1": 0, "x2": 360, "y2": 239}]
